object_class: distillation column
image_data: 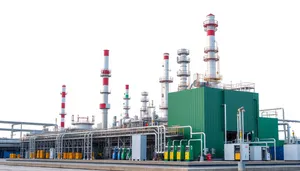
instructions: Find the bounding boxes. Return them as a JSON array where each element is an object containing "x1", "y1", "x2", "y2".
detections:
[
  {"x1": 140, "y1": 92, "x2": 149, "y2": 120},
  {"x1": 159, "y1": 53, "x2": 173, "y2": 120},
  {"x1": 177, "y1": 49, "x2": 190, "y2": 91},
  {"x1": 99, "y1": 49, "x2": 111, "y2": 129},
  {"x1": 123, "y1": 84, "x2": 131, "y2": 122},
  {"x1": 60, "y1": 85, "x2": 67, "y2": 129},
  {"x1": 203, "y1": 14, "x2": 222, "y2": 86}
]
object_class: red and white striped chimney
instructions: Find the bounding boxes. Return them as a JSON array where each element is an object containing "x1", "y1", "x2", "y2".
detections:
[
  {"x1": 99, "y1": 49, "x2": 111, "y2": 129},
  {"x1": 60, "y1": 85, "x2": 67, "y2": 129}
]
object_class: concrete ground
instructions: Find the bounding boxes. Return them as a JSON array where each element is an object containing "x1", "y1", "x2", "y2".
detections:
[
  {"x1": 1, "y1": 159, "x2": 300, "y2": 171},
  {"x1": 0, "y1": 165, "x2": 102, "y2": 171}
]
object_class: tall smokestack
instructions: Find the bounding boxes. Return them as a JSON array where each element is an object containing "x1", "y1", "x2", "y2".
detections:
[
  {"x1": 99, "y1": 49, "x2": 111, "y2": 129},
  {"x1": 203, "y1": 14, "x2": 222, "y2": 85},
  {"x1": 60, "y1": 85, "x2": 67, "y2": 129},
  {"x1": 177, "y1": 49, "x2": 190, "y2": 91},
  {"x1": 123, "y1": 85, "x2": 130, "y2": 120},
  {"x1": 159, "y1": 53, "x2": 173, "y2": 120}
]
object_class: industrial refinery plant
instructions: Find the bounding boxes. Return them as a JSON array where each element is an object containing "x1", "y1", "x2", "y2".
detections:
[{"x1": 4, "y1": 14, "x2": 300, "y2": 164}]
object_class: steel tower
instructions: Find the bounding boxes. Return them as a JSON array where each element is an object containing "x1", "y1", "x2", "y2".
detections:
[
  {"x1": 159, "y1": 53, "x2": 173, "y2": 120},
  {"x1": 140, "y1": 91, "x2": 149, "y2": 120},
  {"x1": 60, "y1": 85, "x2": 67, "y2": 129},
  {"x1": 123, "y1": 84, "x2": 130, "y2": 120},
  {"x1": 203, "y1": 14, "x2": 222, "y2": 85},
  {"x1": 99, "y1": 49, "x2": 111, "y2": 129},
  {"x1": 177, "y1": 49, "x2": 190, "y2": 91}
]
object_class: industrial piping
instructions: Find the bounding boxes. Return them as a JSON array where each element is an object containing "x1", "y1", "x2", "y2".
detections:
[
  {"x1": 188, "y1": 139, "x2": 203, "y2": 161},
  {"x1": 180, "y1": 139, "x2": 188, "y2": 147},
  {"x1": 249, "y1": 138, "x2": 276, "y2": 161},
  {"x1": 223, "y1": 104, "x2": 227, "y2": 143},
  {"x1": 60, "y1": 85, "x2": 67, "y2": 129},
  {"x1": 159, "y1": 53, "x2": 173, "y2": 120},
  {"x1": 278, "y1": 123, "x2": 291, "y2": 143},
  {"x1": 192, "y1": 132, "x2": 207, "y2": 155},
  {"x1": 99, "y1": 49, "x2": 111, "y2": 130}
]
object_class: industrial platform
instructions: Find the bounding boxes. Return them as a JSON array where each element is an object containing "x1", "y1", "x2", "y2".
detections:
[{"x1": 2, "y1": 159, "x2": 300, "y2": 171}]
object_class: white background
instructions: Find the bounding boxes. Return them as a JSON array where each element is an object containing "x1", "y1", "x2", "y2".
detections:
[{"x1": 0, "y1": 0, "x2": 299, "y2": 139}]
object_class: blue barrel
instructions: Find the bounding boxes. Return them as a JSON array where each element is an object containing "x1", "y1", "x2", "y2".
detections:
[
  {"x1": 118, "y1": 148, "x2": 122, "y2": 160},
  {"x1": 3, "y1": 151, "x2": 11, "y2": 158},
  {"x1": 269, "y1": 146, "x2": 284, "y2": 160},
  {"x1": 112, "y1": 148, "x2": 118, "y2": 160}
]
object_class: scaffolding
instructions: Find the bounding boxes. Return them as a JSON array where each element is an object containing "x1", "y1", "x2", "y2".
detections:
[{"x1": 21, "y1": 126, "x2": 183, "y2": 160}]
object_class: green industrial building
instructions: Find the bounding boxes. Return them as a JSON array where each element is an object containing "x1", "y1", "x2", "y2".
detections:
[{"x1": 167, "y1": 86, "x2": 280, "y2": 159}]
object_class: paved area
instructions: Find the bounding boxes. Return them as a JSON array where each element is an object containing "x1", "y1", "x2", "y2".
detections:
[
  {"x1": 1, "y1": 159, "x2": 300, "y2": 171},
  {"x1": 0, "y1": 165, "x2": 101, "y2": 171}
]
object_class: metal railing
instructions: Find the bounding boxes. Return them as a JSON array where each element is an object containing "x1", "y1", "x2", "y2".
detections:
[
  {"x1": 159, "y1": 76, "x2": 173, "y2": 82},
  {"x1": 203, "y1": 54, "x2": 219, "y2": 61},
  {"x1": 222, "y1": 82, "x2": 255, "y2": 91},
  {"x1": 100, "y1": 69, "x2": 111, "y2": 77},
  {"x1": 100, "y1": 89, "x2": 111, "y2": 94},
  {"x1": 177, "y1": 70, "x2": 191, "y2": 76},
  {"x1": 177, "y1": 49, "x2": 190, "y2": 55},
  {"x1": 177, "y1": 56, "x2": 190, "y2": 63},
  {"x1": 204, "y1": 46, "x2": 218, "y2": 53},
  {"x1": 203, "y1": 20, "x2": 218, "y2": 27}
]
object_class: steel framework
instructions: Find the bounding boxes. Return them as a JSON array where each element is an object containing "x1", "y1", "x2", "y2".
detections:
[{"x1": 20, "y1": 125, "x2": 183, "y2": 160}]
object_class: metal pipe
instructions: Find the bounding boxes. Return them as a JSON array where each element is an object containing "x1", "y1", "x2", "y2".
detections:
[
  {"x1": 157, "y1": 125, "x2": 166, "y2": 153},
  {"x1": 278, "y1": 119, "x2": 300, "y2": 123},
  {"x1": 188, "y1": 139, "x2": 203, "y2": 162},
  {"x1": 192, "y1": 132, "x2": 207, "y2": 155},
  {"x1": 223, "y1": 104, "x2": 227, "y2": 143},
  {"x1": 260, "y1": 138, "x2": 276, "y2": 161},
  {"x1": 238, "y1": 107, "x2": 245, "y2": 170},
  {"x1": 242, "y1": 109, "x2": 245, "y2": 143},
  {"x1": 246, "y1": 132, "x2": 251, "y2": 142},
  {"x1": 180, "y1": 139, "x2": 188, "y2": 146},
  {"x1": 34, "y1": 125, "x2": 161, "y2": 138},
  {"x1": 278, "y1": 123, "x2": 290, "y2": 143},
  {"x1": 172, "y1": 140, "x2": 180, "y2": 147},
  {"x1": 248, "y1": 140, "x2": 276, "y2": 161}
]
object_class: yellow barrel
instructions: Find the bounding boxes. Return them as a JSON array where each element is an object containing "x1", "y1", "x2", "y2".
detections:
[
  {"x1": 72, "y1": 152, "x2": 75, "y2": 159},
  {"x1": 29, "y1": 152, "x2": 33, "y2": 159},
  {"x1": 40, "y1": 150, "x2": 44, "y2": 159},
  {"x1": 68, "y1": 152, "x2": 72, "y2": 159},
  {"x1": 17, "y1": 154, "x2": 20, "y2": 158},
  {"x1": 36, "y1": 150, "x2": 40, "y2": 159},
  {"x1": 80, "y1": 153, "x2": 82, "y2": 159},
  {"x1": 57, "y1": 153, "x2": 61, "y2": 159},
  {"x1": 63, "y1": 152, "x2": 67, "y2": 159},
  {"x1": 45, "y1": 152, "x2": 49, "y2": 159},
  {"x1": 75, "y1": 152, "x2": 79, "y2": 159}
]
